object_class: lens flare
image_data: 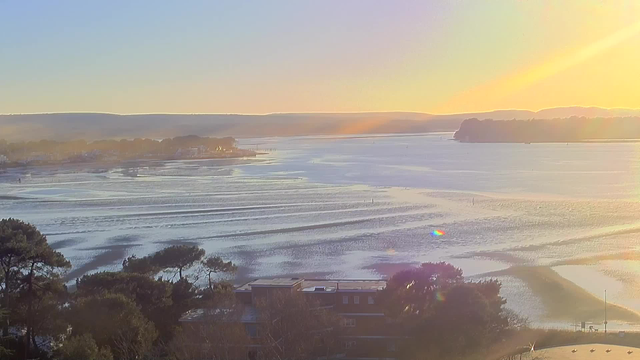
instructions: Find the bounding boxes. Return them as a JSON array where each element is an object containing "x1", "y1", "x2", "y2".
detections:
[
  {"x1": 432, "y1": 230, "x2": 445, "y2": 236},
  {"x1": 435, "y1": 290, "x2": 446, "y2": 302},
  {"x1": 434, "y1": 19, "x2": 640, "y2": 113}
]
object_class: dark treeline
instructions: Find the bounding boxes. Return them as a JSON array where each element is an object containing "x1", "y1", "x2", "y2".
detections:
[
  {"x1": 0, "y1": 218, "x2": 237, "y2": 360},
  {"x1": 0, "y1": 135, "x2": 239, "y2": 164},
  {"x1": 454, "y1": 117, "x2": 640, "y2": 143},
  {"x1": 5, "y1": 218, "x2": 639, "y2": 360},
  {"x1": 0, "y1": 218, "x2": 526, "y2": 360}
]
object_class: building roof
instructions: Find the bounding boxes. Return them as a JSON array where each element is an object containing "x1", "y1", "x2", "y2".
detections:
[
  {"x1": 303, "y1": 279, "x2": 386, "y2": 292},
  {"x1": 236, "y1": 277, "x2": 304, "y2": 290},
  {"x1": 236, "y1": 278, "x2": 386, "y2": 292},
  {"x1": 179, "y1": 306, "x2": 259, "y2": 323}
]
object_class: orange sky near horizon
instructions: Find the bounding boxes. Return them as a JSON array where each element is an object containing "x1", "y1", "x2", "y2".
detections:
[
  {"x1": 433, "y1": 18, "x2": 640, "y2": 115},
  {"x1": 1, "y1": 1, "x2": 640, "y2": 115}
]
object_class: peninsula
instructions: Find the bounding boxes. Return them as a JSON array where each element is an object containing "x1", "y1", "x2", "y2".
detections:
[
  {"x1": 454, "y1": 117, "x2": 640, "y2": 143},
  {"x1": 0, "y1": 135, "x2": 256, "y2": 168}
]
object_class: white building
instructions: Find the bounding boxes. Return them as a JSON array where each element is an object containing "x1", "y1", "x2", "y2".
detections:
[{"x1": 0, "y1": 155, "x2": 8, "y2": 164}]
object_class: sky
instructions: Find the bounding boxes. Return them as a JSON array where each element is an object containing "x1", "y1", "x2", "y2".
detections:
[{"x1": 1, "y1": 0, "x2": 640, "y2": 115}]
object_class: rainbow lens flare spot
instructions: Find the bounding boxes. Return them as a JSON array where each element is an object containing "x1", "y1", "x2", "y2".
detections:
[{"x1": 432, "y1": 230, "x2": 445, "y2": 236}]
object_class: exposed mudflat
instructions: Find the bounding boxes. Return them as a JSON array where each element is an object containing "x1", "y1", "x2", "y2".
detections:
[{"x1": 3, "y1": 133, "x2": 640, "y2": 329}]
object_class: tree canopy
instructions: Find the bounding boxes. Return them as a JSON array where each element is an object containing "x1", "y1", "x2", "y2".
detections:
[
  {"x1": 0, "y1": 218, "x2": 71, "y2": 358},
  {"x1": 56, "y1": 334, "x2": 113, "y2": 360},
  {"x1": 380, "y1": 262, "x2": 463, "y2": 319},
  {"x1": 380, "y1": 262, "x2": 510, "y2": 360},
  {"x1": 123, "y1": 245, "x2": 205, "y2": 280},
  {"x1": 0, "y1": 218, "x2": 238, "y2": 359},
  {"x1": 68, "y1": 293, "x2": 157, "y2": 360},
  {"x1": 202, "y1": 256, "x2": 237, "y2": 290},
  {"x1": 0, "y1": 135, "x2": 238, "y2": 164}
]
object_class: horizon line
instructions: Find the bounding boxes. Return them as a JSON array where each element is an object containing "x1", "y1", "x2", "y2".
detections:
[{"x1": 2, "y1": 105, "x2": 640, "y2": 117}]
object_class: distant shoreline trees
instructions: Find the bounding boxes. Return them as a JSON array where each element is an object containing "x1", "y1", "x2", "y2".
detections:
[
  {"x1": 454, "y1": 116, "x2": 640, "y2": 143},
  {"x1": 0, "y1": 135, "x2": 249, "y2": 166}
]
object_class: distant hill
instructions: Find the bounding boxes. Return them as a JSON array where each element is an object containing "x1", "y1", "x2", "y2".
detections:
[
  {"x1": 2, "y1": 107, "x2": 640, "y2": 141},
  {"x1": 454, "y1": 117, "x2": 640, "y2": 143}
]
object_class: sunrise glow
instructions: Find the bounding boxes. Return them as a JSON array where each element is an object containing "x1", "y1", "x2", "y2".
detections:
[{"x1": 2, "y1": 1, "x2": 640, "y2": 114}]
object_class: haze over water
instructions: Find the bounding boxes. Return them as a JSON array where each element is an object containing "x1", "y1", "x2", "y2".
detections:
[{"x1": 2, "y1": 133, "x2": 640, "y2": 328}]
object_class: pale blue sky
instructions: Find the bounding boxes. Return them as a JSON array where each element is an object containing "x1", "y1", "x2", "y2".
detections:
[{"x1": 2, "y1": 1, "x2": 639, "y2": 114}]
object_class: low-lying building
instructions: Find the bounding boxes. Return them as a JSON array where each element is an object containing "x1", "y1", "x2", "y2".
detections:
[{"x1": 180, "y1": 277, "x2": 399, "y2": 360}]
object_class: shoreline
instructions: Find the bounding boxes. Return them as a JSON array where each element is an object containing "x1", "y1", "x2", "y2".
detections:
[
  {"x1": 477, "y1": 266, "x2": 640, "y2": 323},
  {"x1": 456, "y1": 139, "x2": 640, "y2": 144},
  {"x1": 0, "y1": 150, "x2": 262, "y2": 171},
  {"x1": 368, "y1": 261, "x2": 640, "y2": 326}
]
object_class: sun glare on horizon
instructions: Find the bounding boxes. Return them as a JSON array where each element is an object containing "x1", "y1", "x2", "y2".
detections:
[
  {"x1": 1, "y1": 1, "x2": 640, "y2": 114},
  {"x1": 435, "y1": 18, "x2": 640, "y2": 114}
]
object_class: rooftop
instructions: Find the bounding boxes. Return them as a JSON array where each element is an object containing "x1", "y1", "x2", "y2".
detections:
[
  {"x1": 236, "y1": 277, "x2": 304, "y2": 290},
  {"x1": 236, "y1": 278, "x2": 386, "y2": 292},
  {"x1": 179, "y1": 306, "x2": 259, "y2": 323}
]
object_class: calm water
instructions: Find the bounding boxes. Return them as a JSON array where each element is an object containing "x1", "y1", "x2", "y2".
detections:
[{"x1": 2, "y1": 133, "x2": 640, "y2": 327}]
